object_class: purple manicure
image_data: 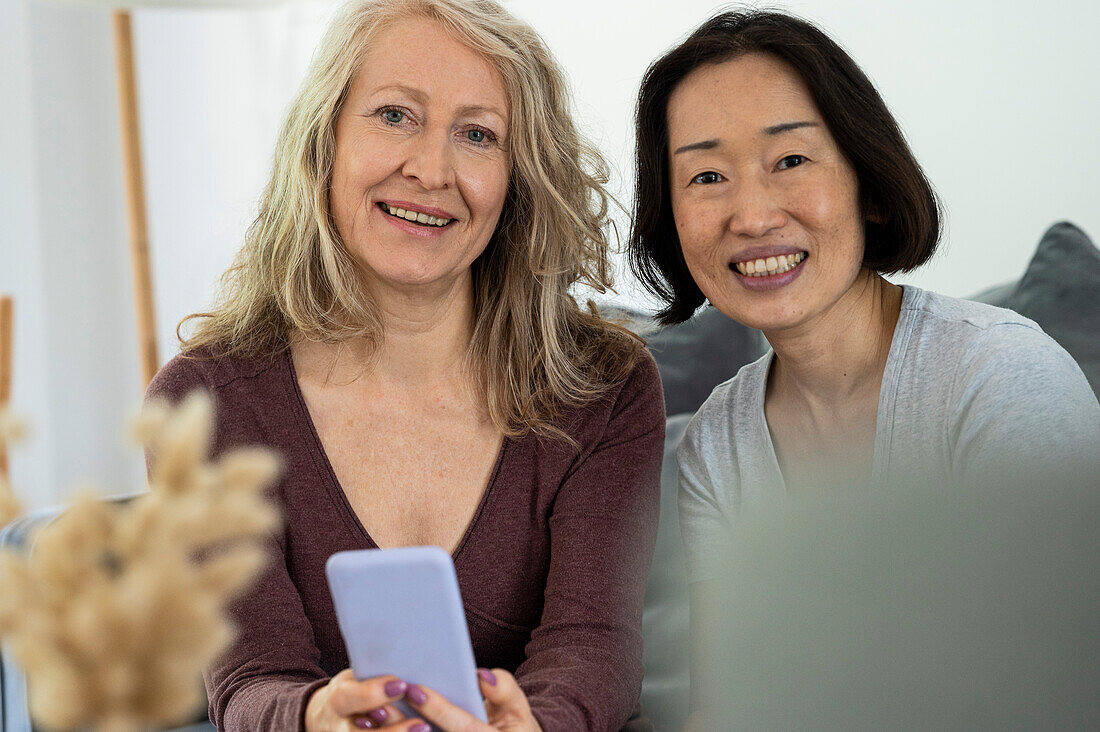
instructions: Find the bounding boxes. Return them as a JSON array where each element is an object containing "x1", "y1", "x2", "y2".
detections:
[
  {"x1": 477, "y1": 668, "x2": 498, "y2": 686},
  {"x1": 384, "y1": 679, "x2": 408, "y2": 697},
  {"x1": 353, "y1": 717, "x2": 376, "y2": 729},
  {"x1": 409, "y1": 724, "x2": 432, "y2": 732},
  {"x1": 405, "y1": 684, "x2": 428, "y2": 705},
  {"x1": 367, "y1": 707, "x2": 388, "y2": 724}
]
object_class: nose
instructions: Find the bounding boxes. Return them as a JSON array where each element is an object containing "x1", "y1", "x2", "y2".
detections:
[
  {"x1": 728, "y1": 172, "x2": 787, "y2": 238},
  {"x1": 401, "y1": 130, "x2": 455, "y2": 190}
]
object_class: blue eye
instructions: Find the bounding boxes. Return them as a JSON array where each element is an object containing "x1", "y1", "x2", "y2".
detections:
[
  {"x1": 693, "y1": 171, "x2": 723, "y2": 185},
  {"x1": 465, "y1": 127, "x2": 497, "y2": 145},
  {"x1": 382, "y1": 109, "x2": 404, "y2": 124},
  {"x1": 777, "y1": 155, "x2": 806, "y2": 170}
]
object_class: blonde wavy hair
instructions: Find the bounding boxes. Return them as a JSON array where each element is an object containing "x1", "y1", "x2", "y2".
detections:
[{"x1": 182, "y1": 0, "x2": 641, "y2": 438}]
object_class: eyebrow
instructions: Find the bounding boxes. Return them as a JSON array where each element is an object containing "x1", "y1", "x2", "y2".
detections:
[
  {"x1": 373, "y1": 84, "x2": 427, "y2": 104},
  {"x1": 764, "y1": 120, "x2": 819, "y2": 135},
  {"x1": 455, "y1": 104, "x2": 507, "y2": 123},
  {"x1": 672, "y1": 121, "x2": 821, "y2": 155},
  {"x1": 672, "y1": 139, "x2": 719, "y2": 155}
]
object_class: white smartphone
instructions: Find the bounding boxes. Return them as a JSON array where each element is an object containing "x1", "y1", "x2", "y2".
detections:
[{"x1": 325, "y1": 546, "x2": 488, "y2": 728}]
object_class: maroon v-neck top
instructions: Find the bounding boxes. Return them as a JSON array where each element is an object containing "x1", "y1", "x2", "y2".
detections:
[{"x1": 147, "y1": 347, "x2": 664, "y2": 732}]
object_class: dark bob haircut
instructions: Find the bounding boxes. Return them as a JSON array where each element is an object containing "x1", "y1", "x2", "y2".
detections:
[{"x1": 629, "y1": 9, "x2": 942, "y2": 325}]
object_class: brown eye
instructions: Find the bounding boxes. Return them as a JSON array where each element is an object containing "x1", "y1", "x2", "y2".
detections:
[
  {"x1": 693, "y1": 171, "x2": 723, "y2": 185},
  {"x1": 777, "y1": 155, "x2": 806, "y2": 170}
]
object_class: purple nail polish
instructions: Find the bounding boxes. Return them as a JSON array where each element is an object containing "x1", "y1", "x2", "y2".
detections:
[
  {"x1": 367, "y1": 707, "x2": 388, "y2": 724},
  {"x1": 384, "y1": 679, "x2": 408, "y2": 697},
  {"x1": 406, "y1": 684, "x2": 428, "y2": 705},
  {"x1": 353, "y1": 717, "x2": 376, "y2": 729},
  {"x1": 477, "y1": 668, "x2": 498, "y2": 686},
  {"x1": 409, "y1": 724, "x2": 431, "y2": 732}
]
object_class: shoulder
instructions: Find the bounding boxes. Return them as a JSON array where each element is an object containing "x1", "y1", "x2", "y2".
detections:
[
  {"x1": 554, "y1": 347, "x2": 665, "y2": 453},
  {"x1": 601, "y1": 346, "x2": 666, "y2": 436},
  {"x1": 677, "y1": 351, "x2": 769, "y2": 465},
  {"x1": 682, "y1": 352, "x2": 770, "y2": 441},
  {"x1": 898, "y1": 286, "x2": 1081, "y2": 382},
  {"x1": 615, "y1": 346, "x2": 663, "y2": 407},
  {"x1": 145, "y1": 345, "x2": 287, "y2": 406},
  {"x1": 899, "y1": 288, "x2": 1098, "y2": 444},
  {"x1": 904, "y1": 286, "x2": 1045, "y2": 336},
  {"x1": 903, "y1": 287, "x2": 1081, "y2": 377}
]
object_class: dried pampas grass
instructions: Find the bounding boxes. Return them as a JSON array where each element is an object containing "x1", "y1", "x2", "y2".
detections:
[
  {"x1": 0, "y1": 392, "x2": 281, "y2": 732},
  {"x1": 0, "y1": 409, "x2": 26, "y2": 526}
]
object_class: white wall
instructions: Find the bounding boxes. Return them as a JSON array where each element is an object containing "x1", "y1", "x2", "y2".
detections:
[
  {"x1": 2, "y1": 0, "x2": 1097, "y2": 508},
  {"x1": 2, "y1": 1, "x2": 141, "y2": 509}
]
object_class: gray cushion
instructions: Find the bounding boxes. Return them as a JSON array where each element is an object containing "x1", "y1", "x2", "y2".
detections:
[
  {"x1": 972, "y1": 221, "x2": 1100, "y2": 395},
  {"x1": 608, "y1": 305, "x2": 766, "y2": 416}
]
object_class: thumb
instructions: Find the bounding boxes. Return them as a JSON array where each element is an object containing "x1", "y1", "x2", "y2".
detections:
[{"x1": 478, "y1": 668, "x2": 529, "y2": 714}]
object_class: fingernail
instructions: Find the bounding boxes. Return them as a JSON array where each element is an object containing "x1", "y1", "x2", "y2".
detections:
[
  {"x1": 409, "y1": 724, "x2": 431, "y2": 732},
  {"x1": 384, "y1": 679, "x2": 408, "y2": 697},
  {"x1": 367, "y1": 707, "x2": 388, "y2": 724},
  {"x1": 353, "y1": 718, "x2": 376, "y2": 729},
  {"x1": 477, "y1": 668, "x2": 498, "y2": 686},
  {"x1": 405, "y1": 683, "x2": 428, "y2": 705}
]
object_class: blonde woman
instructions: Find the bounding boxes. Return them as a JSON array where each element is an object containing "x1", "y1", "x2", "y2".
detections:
[{"x1": 147, "y1": 1, "x2": 665, "y2": 730}]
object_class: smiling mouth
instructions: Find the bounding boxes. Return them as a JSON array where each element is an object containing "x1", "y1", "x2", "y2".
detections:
[
  {"x1": 378, "y1": 202, "x2": 454, "y2": 228},
  {"x1": 731, "y1": 251, "x2": 807, "y2": 277}
]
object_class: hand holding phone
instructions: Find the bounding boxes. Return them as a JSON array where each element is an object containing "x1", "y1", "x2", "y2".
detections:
[{"x1": 326, "y1": 546, "x2": 488, "y2": 728}]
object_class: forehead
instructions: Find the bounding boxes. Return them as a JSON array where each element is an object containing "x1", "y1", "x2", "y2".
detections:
[
  {"x1": 667, "y1": 53, "x2": 821, "y2": 144},
  {"x1": 354, "y1": 16, "x2": 509, "y2": 116}
]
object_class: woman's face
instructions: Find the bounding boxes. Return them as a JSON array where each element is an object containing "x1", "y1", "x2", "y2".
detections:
[
  {"x1": 667, "y1": 52, "x2": 867, "y2": 334},
  {"x1": 330, "y1": 17, "x2": 511, "y2": 299}
]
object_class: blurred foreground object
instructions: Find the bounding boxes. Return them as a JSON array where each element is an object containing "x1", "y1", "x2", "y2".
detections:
[
  {"x1": 702, "y1": 474, "x2": 1100, "y2": 729},
  {"x1": 0, "y1": 295, "x2": 12, "y2": 483},
  {"x1": 0, "y1": 410, "x2": 25, "y2": 527},
  {"x1": 0, "y1": 392, "x2": 280, "y2": 732}
]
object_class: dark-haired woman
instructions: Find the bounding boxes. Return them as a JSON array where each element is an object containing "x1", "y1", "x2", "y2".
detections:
[{"x1": 628, "y1": 9, "x2": 1100, "y2": 719}]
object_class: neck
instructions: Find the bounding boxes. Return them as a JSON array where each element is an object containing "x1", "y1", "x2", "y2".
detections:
[
  {"x1": 296, "y1": 273, "x2": 478, "y2": 388},
  {"x1": 765, "y1": 270, "x2": 903, "y2": 412}
]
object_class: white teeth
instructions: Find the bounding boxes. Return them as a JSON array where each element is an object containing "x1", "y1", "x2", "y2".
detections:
[
  {"x1": 733, "y1": 251, "x2": 807, "y2": 277},
  {"x1": 380, "y1": 203, "x2": 451, "y2": 227}
]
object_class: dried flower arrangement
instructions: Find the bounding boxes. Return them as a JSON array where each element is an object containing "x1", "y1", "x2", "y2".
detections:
[
  {"x1": 0, "y1": 392, "x2": 281, "y2": 732},
  {"x1": 0, "y1": 409, "x2": 24, "y2": 526}
]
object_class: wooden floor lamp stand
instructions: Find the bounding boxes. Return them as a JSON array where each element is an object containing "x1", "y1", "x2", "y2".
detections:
[{"x1": 112, "y1": 10, "x2": 159, "y2": 388}]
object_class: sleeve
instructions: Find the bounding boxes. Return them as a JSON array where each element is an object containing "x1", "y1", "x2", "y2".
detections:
[
  {"x1": 949, "y1": 324, "x2": 1100, "y2": 485},
  {"x1": 515, "y1": 353, "x2": 665, "y2": 732},
  {"x1": 145, "y1": 356, "x2": 329, "y2": 731},
  {"x1": 675, "y1": 409, "x2": 735, "y2": 586}
]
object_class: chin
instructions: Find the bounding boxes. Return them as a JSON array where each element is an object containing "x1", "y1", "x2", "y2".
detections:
[{"x1": 706, "y1": 292, "x2": 807, "y2": 334}]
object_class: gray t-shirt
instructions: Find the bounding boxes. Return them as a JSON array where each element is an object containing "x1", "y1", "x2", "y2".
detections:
[{"x1": 677, "y1": 286, "x2": 1100, "y2": 584}]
